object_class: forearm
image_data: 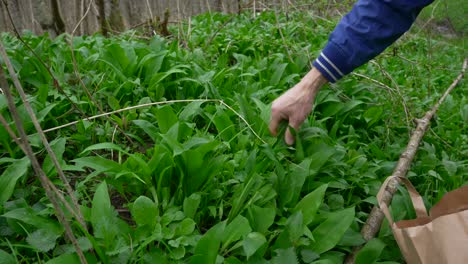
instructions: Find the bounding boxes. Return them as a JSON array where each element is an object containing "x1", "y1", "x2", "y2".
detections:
[{"x1": 314, "y1": 0, "x2": 434, "y2": 82}]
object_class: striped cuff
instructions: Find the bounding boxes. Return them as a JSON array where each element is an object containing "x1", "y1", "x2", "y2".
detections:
[{"x1": 312, "y1": 42, "x2": 350, "y2": 83}]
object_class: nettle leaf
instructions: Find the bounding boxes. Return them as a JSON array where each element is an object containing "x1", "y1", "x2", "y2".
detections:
[
  {"x1": 309, "y1": 207, "x2": 355, "y2": 254},
  {"x1": 243, "y1": 232, "x2": 267, "y2": 259},
  {"x1": 221, "y1": 215, "x2": 252, "y2": 251},
  {"x1": 0, "y1": 157, "x2": 30, "y2": 204},
  {"x1": 355, "y1": 238, "x2": 386, "y2": 264},
  {"x1": 190, "y1": 221, "x2": 226, "y2": 264},
  {"x1": 293, "y1": 184, "x2": 328, "y2": 225},
  {"x1": 26, "y1": 228, "x2": 60, "y2": 252},
  {"x1": 272, "y1": 247, "x2": 299, "y2": 264},
  {"x1": 132, "y1": 196, "x2": 158, "y2": 227}
]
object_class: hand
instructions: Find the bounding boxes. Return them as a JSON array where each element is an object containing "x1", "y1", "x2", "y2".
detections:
[{"x1": 269, "y1": 68, "x2": 328, "y2": 145}]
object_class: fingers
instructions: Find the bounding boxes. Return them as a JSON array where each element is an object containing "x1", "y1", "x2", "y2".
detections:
[
  {"x1": 285, "y1": 118, "x2": 300, "y2": 145},
  {"x1": 269, "y1": 104, "x2": 282, "y2": 136}
]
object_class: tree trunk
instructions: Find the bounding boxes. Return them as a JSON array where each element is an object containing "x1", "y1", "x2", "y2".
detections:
[
  {"x1": 96, "y1": 0, "x2": 108, "y2": 36},
  {"x1": 50, "y1": 0, "x2": 65, "y2": 34},
  {"x1": 109, "y1": 0, "x2": 125, "y2": 33}
]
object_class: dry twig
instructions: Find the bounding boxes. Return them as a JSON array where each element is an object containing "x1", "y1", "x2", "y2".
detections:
[
  {"x1": 345, "y1": 58, "x2": 467, "y2": 264},
  {"x1": 0, "y1": 49, "x2": 88, "y2": 264}
]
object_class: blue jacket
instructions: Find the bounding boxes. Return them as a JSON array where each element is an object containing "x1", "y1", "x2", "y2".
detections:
[{"x1": 313, "y1": 0, "x2": 434, "y2": 82}]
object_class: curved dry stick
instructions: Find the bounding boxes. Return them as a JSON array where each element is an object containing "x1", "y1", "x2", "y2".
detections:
[
  {"x1": 0, "y1": 59, "x2": 88, "y2": 264},
  {"x1": 345, "y1": 58, "x2": 467, "y2": 264}
]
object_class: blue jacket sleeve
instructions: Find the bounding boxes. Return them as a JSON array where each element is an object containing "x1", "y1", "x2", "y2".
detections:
[{"x1": 313, "y1": 0, "x2": 434, "y2": 82}]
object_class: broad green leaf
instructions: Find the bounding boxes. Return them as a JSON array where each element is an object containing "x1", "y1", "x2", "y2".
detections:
[
  {"x1": 0, "y1": 157, "x2": 30, "y2": 204},
  {"x1": 0, "y1": 249, "x2": 15, "y2": 264},
  {"x1": 213, "y1": 109, "x2": 235, "y2": 142},
  {"x1": 156, "y1": 105, "x2": 178, "y2": 134},
  {"x1": 338, "y1": 229, "x2": 365, "y2": 247},
  {"x1": 221, "y1": 215, "x2": 252, "y2": 251},
  {"x1": 270, "y1": 63, "x2": 288, "y2": 86},
  {"x1": 179, "y1": 101, "x2": 205, "y2": 120},
  {"x1": 272, "y1": 247, "x2": 299, "y2": 264},
  {"x1": 72, "y1": 156, "x2": 121, "y2": 173},
  {"x1": 286, "y1": 211, "x2": 304, "y2": 243},
  {"x1": 42, "y1": 137, "x2": 66, "y2": 176},
  {"x1": 309, "y1": 207, "x2": 355, "y2": 254},
  {"x1": 355, "y1": 238, "x2": 386, "y2": 264},
  {"x1": 2, "y1": 207, "x2": 62, "y2": 235},
  {"x1": 26, "y1": 228, "x2": 60, "y2": 252},
  {"x1": 247, "y1": 205, "x2": 275, "y2": 234},
  {"x1": 133, "y1": 119, "x2": 160, "y2": 142},
  {"x1": 183, "y1": 193, "x2": 201, "y2": 219},
  {"x1": 243, "y1": 232, "x2": 267, "y2": 259},
  {"x1": 293, "y1": 184, "x2": 328, "y2": 225},
  {"x1": 80, "y1": 142, "x2": 128, "y2": 156},
  {"x1": 132, "y1": 196, "x2": 158, "y2": 227},
  {"x1": 175, "y1": 218, "x2": 196, "y2": 236},
  {"x1": 190, "y1": 221, "x2": 226, "y2": 264},
  {"x1": 300, "y1": 249, "x2": 320, "y2": 263},
  {"x1": 90, "y1": 181, "x2": 122, "y2": 246}
]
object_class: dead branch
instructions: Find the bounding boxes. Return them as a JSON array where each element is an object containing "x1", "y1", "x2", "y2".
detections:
[{"x1": 345, "y1": 58, "x2": 467, "y2": 264}]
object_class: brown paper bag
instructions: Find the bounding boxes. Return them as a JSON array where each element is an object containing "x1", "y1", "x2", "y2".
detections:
[{"x1": 377, "y1": 176, "x2": 468, "y2": 264}]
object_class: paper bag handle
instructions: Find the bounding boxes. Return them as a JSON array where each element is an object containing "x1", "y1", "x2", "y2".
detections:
[{"x1": 377, "y1": 176, "x2": 428, "y2": 225}]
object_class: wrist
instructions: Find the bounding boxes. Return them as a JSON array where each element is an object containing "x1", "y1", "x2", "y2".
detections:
[{"x1": 300, "y1": 67, "x2": 328, "y2": 94}]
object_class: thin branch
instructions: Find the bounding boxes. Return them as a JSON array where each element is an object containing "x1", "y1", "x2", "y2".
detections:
[
  {"x1": 370, "y1": 61, "x2": 413, "y2": 135},
  {"x1": 27, "y1": 99, "x2": 268, "y2": 145},
  {"x1": 0, "y1": 56, "x2": 88, "y2": 264},
  {"x1": 0, "y1": 41, "x2": 87, "y2": 230},
  {"x1": 72, "y1": 0, "x2": 94, "y2": 36},
  {"x1": 0, "y1": 113, "x2": 25, "y2": 153},
  {"x1": 345, "y1": 58, "x2": 467, "y2": 264}
]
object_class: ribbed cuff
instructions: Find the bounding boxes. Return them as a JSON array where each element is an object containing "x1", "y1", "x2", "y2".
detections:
[{"x1": 312, "y1": 42, "x2": 351, "y2": 83}]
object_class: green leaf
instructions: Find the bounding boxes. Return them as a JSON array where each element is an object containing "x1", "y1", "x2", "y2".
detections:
[
  {"x1": 338, "y1": 229, "x2": 365, "y2": 247},
  {"x1": 243, "y1": 232, "x2": 267, "y2": 259},
  {"x1": 183, "y1": 193, "x2": 201, "y2": 219},
  {"x1": 247, "y1": 205, "x2": 275, "y2": 234},
  {"x1": 286, "y1": 211, "x2": 304, "y2": 243},
  {"x1": 72, "y1": 156, "x2": 121, "y2": 173},
  {"x1": 175, "y1": 218, "x2": 196, "y2": 236},
  {"x1": 2, "y1": 207, "x2": 62, "y2": 235},
  {"x1": 222, "y1": 215, "x2": 252, "y2": 251},
  {"x1": 272, "y1": 247, "x2": 299, "y2": 264},
  {"x1": 26, "y1": 228, "x2": 60, "y2": 252},
  {"x1": 0, "y1": 249, "x2": 15, "y2": 264},
  {"x1": 156, "y1": 105, "x2": 178, "y2": 134},
  {"x1": 132, "y1": 196, "x2": 158, "y2": 227},
  {"x1": 80, "y1": 142, "x2": 128, "y2": 156},
  {"x1": 309, "y1": 207, "x2": 355, "y2": 254},
  {"x1": 0, "y1": 157, "x2": 30, "y2": 204},
  {"x1": 133, "y1": 119, "x2": 160, "y2": 142},
  {"x1": 191, "y1": 221, "x2": 226, "y2": 264},
  {"x1": 42, "y1": 137, "x2": 66, "y2": 176},
  {"x1": 179, "y1": 101, "x2": 205, "y2": 120},
  {"x1": 355, "y1": 238, "x2": 386, "y2": 264},
  {"x1": 293, "y1": 184, "x2": 328, "y2": 225}
]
